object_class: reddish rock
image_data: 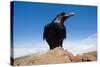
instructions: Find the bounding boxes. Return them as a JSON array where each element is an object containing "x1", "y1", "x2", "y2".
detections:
[
  {"x1": 72, "y1": 55, "x2": 82, "y2": 62},
  {"x1": 82, "y1": 54, "x2": 97, "y2": 61}
]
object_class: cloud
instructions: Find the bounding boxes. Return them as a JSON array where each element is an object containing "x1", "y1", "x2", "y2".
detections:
[
  {"x1": 13, "y1": 47, "x2": 49, "y2": 58},
  {"x1": 13, "y1": 42, "x2": 49, "y2": 58},
  {"x1": 63, "y1": 33, "x2": 97, "y2": 55}
]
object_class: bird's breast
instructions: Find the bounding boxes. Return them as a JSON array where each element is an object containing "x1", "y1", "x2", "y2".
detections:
[{"x1": 46, "y1": 24, "x2": 64, "y2": 39}]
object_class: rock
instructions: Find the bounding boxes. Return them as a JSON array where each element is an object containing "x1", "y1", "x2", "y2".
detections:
[
  {"x1": 81, "y1": 54, "x2": 88, "y2": 61},
  {"x1": 13, "y1": 47, "x2": 97, "y2": 66},
  {"x1": 34, "y1": 47, "x2": 72, "y2": 64},
  {"x1": 72, "y1": 55, "x2": 82, "y2": 62},
  {"x1": 82, "y1": 54, "x2": 97, "y2": 61},
  {"x1": 67, "y1": 51, "x2": 74, "y2": 61}
]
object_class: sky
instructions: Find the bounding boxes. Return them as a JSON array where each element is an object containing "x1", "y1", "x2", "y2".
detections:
[{"x1": 12, "y1": 1, "x2": 97, "y2": 58}]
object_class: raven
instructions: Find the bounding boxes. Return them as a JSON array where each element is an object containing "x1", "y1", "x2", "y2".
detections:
[{"x1": 43, "y1": 12, "x2": 75, "y2": 49}]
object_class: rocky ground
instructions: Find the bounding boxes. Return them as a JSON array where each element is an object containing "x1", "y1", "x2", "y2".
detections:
[{"x1": 12, "y1": 47, "x2": 97, "y2": 66}]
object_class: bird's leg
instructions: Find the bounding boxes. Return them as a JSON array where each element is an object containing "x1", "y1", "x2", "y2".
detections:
[
  {"x1": 50, "y1": 46, "x2": 54, "y2": 50},
  {"x1": 60, "y1": 40, "x2": 63, "y2": 48},
  {"x1": 50, "y1": 47, "x2": 52, "y2": 50},
  {"x1": 61, "y1": 44, "x2": 62, "y2": 48}
]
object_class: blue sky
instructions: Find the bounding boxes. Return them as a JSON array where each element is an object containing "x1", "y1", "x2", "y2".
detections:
[{"x1": 13, "y1": 1, "x2": 97, "y2": 48}]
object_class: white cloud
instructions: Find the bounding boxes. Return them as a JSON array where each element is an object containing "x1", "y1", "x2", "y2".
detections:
[
  {"x1": 63, "y1": 33, "x2": 97, "y2": 55},
  {"x1": 13, "y1": 48, "x2": 48, "y2": 58},
  {"x1": 13, "y1": 41, "x2": 49, "y2": 58}
]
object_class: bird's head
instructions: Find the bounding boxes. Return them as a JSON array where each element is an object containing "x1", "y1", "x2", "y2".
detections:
[
  {"x1": 60, "y1": 12, "x2": 75, "y2": 18},
  {"x1": 54, "y1": 12, "x2": 75, "y2": 24}
]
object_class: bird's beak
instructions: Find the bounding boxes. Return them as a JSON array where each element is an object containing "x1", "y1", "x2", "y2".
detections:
[
  {"x1": 65, "y1": 12, "x2": 76, "y2": 17},
  {"x1": 70, "y1": 12, "x2": 75, "y2": 16}
]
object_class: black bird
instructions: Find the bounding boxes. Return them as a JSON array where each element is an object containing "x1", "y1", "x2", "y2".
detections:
[{"x1": 43, "y1": 12, "x2": 75, "y2": 49}]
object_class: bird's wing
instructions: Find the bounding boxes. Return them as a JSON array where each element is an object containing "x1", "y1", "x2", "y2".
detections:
[
  {"x1": 63, "y1": 26, "x2": 66, "y2": 39},
  {"x1": 43, "y1": 25, "x2": 48, "y2": 40}
]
